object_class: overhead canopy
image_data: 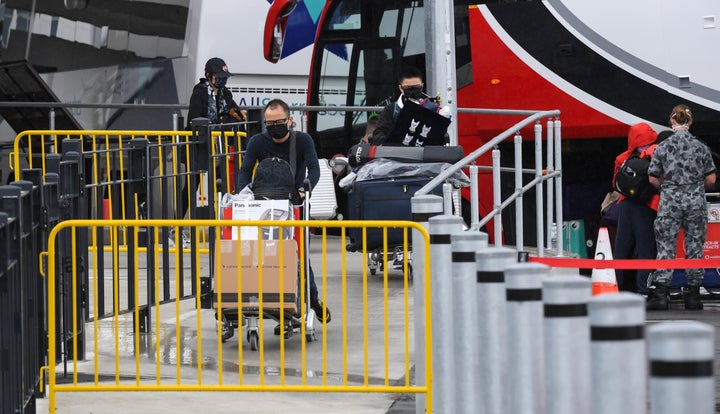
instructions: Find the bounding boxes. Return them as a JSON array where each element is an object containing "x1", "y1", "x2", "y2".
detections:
[{"x1": 0, "y1": 61, "x2": 83, "y2": 132}]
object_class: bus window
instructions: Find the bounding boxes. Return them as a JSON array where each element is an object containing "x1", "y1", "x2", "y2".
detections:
[
  {"x1": 314, "y1": 42, "x2": 397, "y2": 156},
  {"x1": 309, "y1": 0, "x2": 471, "y2": 158},
  {"x1": 378, "y1": 5, "x2": 425, "y2": 58},
  {"x1": 327, "y1": 2, "x2": 361, "y2": 31}
]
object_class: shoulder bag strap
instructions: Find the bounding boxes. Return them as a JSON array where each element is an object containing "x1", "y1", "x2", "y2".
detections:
[{"x1": 289, "y1": 130, "x2": 297, "y2": 183}]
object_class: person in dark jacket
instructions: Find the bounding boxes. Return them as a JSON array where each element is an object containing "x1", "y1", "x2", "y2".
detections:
[
  {"x1": 236, "y1": 100, "x2": 320, "y2": 197},
  {"x1": 371, "y1": 67, "x2": 450, "y2": 146},
  {"x1": 237, "y1": 98, "x2": 330, "y2": 325},
  {"x1": 177, "y1": 58, "x2": 244, "y2": 241},
  {"x1": 186, "y1": 57, "x2": 243, "y2": 128}
]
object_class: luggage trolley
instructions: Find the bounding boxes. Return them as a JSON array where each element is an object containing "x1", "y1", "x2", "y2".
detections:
[{"x1": 213, "y1": 193, "x2": 317, "y2": 350}]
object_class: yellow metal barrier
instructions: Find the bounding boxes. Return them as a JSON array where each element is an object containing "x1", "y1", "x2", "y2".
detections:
[
  {"x1": 11, "y1": 129, "x2": 245, "y2": 210},
  {"x1": 45, "y1": 219, "x2": 432, "y2": 411},
  {"x1": 11, "y1": 129, "x2": 247, "y2": 251}
]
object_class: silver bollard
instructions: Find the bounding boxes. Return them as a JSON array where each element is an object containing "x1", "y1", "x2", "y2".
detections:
[
  {"x1": 476, "y1": 246, "x2": 517, "y2": 414},
  {"x1": 452, "y1": 230, "x2": 488, "y2": 414},
  {"x1": 428, "y1": 215, "x2": 464, "y2": 414},
  {"x1": 589, "y1": 293, "x2": 646, "y2": 414},
  {"x1": 543, "y1": 274, "x2": 592, "y2": 414},
  {"x1": 648, "y1": 321, "x2": 715, "y2": 414},
  {"x1": 505, "y1": 262, "x2": 548, "y2": 414},
  {"x1": 411, "y1": 194, "x2": 443, "y2": 414}
]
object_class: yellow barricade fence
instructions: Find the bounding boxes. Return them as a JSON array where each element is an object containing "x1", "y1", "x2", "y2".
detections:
[
  {"x1": 10, "y1": 129, "x2": 245, "y2": 226},
  {"x1": 43, "y1": 219, "x2": 432, "y2": 411}
]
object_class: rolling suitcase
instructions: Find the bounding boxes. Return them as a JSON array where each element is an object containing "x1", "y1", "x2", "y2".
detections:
[
  {"x1": 309, "y1": 158, "x2": 338, "y2": 220},
  {"x1": 347, "y1": 176, "x2": 441, "y2": 250}
]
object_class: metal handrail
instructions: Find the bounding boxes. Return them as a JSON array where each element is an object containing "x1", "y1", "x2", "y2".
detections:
[{"x1": 417, "y1": 109, "x2": 562, "y2": 256}]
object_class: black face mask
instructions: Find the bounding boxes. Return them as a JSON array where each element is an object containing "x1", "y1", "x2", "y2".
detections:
[
  {"x1": 213, "y1": 77, "x2": 227, "y2": 88},
  {"x1": 266, "y1": 124, "x2": 289, "y2": 139},
  {"x1": 402, "y1": 86, "x2": 424, "y2": 100}
]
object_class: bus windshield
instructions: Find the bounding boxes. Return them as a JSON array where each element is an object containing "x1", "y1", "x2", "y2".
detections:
[{"x1": 308, "y1": 0, "x2": 471, "y2": 158}]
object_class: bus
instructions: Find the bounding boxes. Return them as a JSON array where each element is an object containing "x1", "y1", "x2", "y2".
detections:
[{"x1": 269, "y1": 0, "x2": 720, "y2": 243}]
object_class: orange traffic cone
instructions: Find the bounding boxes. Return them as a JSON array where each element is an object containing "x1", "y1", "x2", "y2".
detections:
[{"x1": 591, "y1": 227, "x2": 619, "y2": 296}]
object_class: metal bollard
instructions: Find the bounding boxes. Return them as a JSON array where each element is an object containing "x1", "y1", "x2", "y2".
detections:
[
  {"x1": 411, "y1": 194, "x2": 443, "y2": 414},
  {"x1": 428, "y1": 214, "x2": 464, "y2": 414},
  {"x1": 543, "y1": 274, "x2": 592, "y2": 414},
  {"x1": 451, "y1": 230, "x2": 488, "y2": 413},
  {"x1": 648, "y1": 321, "x2": 714, "y2": 414},
  {"x1": 476, "y1": 246, "x2": 517, "y2": 414},
  {"x1": 589, "y1": 293, "x2": 646, "y2": 414},
  {"x1": 505, "y1": 262, "x2": 548, "y2": 414}
]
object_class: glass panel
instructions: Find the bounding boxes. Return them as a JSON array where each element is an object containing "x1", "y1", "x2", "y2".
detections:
[
  {"x1": 327, "y1": 1, "x2": 361, "y2": 31},
  {"x1": 380, "y1": 5, "x2": 425, "y2": 57},
  {"x1": 316, "y1": 42, "x2": 397, "y2": 145},
  {"x1": 316, "y1": 42, "x2": 352, "y2": 132}
]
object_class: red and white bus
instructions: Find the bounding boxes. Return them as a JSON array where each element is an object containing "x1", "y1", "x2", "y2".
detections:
[{"x1": 267, "y1": 0, "x2": 720, "y2": 240}]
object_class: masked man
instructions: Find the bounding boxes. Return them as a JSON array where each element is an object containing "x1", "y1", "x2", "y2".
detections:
[{"x1": 370, "y1": 66, "x2": 451, "y2": 146}]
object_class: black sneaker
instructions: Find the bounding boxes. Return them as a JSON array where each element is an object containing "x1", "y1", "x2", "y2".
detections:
[{"x1": 311, "y1": 300, "x2": 331, "y2": 323}]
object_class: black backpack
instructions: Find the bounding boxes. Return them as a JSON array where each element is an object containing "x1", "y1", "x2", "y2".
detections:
[
  {"x1": 251, "y1": 132, "x2": 298, "y2": 202},
  {"x1": 614, "y1": 153, "x2": 657, "y2": 203}
]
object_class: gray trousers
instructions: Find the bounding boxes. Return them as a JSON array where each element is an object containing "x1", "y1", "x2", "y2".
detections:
[{"x1": 649, "y1": 210, "x2": 707, "y2": 286}]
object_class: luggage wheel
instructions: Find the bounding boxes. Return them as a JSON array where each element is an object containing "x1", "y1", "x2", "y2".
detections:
[{"x1": 215, "y1": 312, "x2": 235, "y2": 343}]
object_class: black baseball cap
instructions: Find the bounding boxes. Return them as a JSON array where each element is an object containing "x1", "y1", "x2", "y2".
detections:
[{"x1": 205, "y1": 57, "x2": 232, "y2": 78}]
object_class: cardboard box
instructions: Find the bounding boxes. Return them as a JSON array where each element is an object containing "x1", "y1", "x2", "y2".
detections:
[
  {"x1": 213, "y1": 239, "x2": 298, "y2": 312},
  {"x1": 221, "y1": 199, "x2": 293, "y2": 240}
]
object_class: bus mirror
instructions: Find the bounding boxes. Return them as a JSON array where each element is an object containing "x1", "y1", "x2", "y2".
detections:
[{"x1": 263, "y1": 0, "x2": 299, "y2": 63}]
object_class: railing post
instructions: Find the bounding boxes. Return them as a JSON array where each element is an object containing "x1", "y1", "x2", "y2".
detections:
[
  {"x1": 0, "y1": 185, "x2": 30, "y2": 412},
  {"x1": 451, "y1": 230, "x2": 488, "y2": 413},
  {"x1": 492, "y1": 148, "x2": 502, "y2": 246},
  {"x1": 58, "y1": 146, "x2": 86, "y2": 361},
  {"x1": 128, "y1": 138, "x2": 149, "y2": 333},
  {"x1": 513, "y1": 132, "x2": 524, "y2": 251},
  {"x1": 543, "y1": 274, "x2": 592, "y2": 414},
  {"x1": 192, "y1": 117, "x2": 212, "y2": 307},
  {"x1": 12, "y1": 178, "x2": 44, "y2": 402},
  {"x1": 410, "y1": 194, "x2": 443, "y2": 414},
  {"x1": 554, "y1": 117, "x2": 563, "y2": 255},
  {"x1": 43, "y1": 172, "x2": 62, "y2": 363},
  {"x1": 61, "y1": 141, "x2": 88, "y2": 317},
  {"x1": 535, "y1": 122, "x2": 545, "y2": 256},
  {"x1": 648, "y1": 321, "x2": 715, "y2": 414},
  {"x1": 469, "y1": 165, "x2": 480, "y2": 230},
  {"x1": 475, "y1": 246, "x2": 517, "y2": 413},
  {"x1": 546, "y1": 118, "x2": 554, "y2": 253},
  {"x1": 190, "y1": 117, "x2": 211, "y2": 219},
  {"x1": 428, "y1": 214, "x2": 464, "y2": 414},
  {"x1": 0, "y1": 212, "x2": 13, "y2": 414}
]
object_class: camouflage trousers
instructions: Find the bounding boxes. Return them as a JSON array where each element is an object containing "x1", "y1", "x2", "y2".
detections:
[{"x1": 648, "y1": 210, "x2": 707, "y2": 287}]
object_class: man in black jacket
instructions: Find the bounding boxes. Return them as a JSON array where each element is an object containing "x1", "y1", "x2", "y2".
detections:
[
  {"x1": 237, "y1": 98, "x2": 330, "y2": 325},
  {"x1": 371, "y1": 66, "x2": 451, "y2": 146}
]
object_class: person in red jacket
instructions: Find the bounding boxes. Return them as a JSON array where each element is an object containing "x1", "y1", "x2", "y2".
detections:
[{"x1": 612, "y1": 122, "x2": 659, "y2": 294}]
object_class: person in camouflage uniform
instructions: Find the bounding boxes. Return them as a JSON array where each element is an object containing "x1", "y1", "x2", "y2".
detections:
[{"x1": 646, "y1": 104, "x2": 717, "y2": 310}]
